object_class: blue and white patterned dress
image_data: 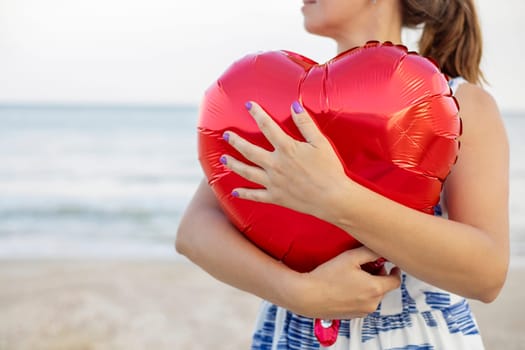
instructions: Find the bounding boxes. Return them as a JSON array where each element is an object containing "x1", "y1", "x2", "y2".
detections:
[{"x1": 250, "y1": 77, "x2": 485, "y2": 350}]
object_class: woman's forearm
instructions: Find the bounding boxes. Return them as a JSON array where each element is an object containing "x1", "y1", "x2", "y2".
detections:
[
  {"x1": 176, "y1": 180, "x2": 300, "y2": 310},
  {"x1": 330, "y1": 180, "x2": 508, "y2": 302}
]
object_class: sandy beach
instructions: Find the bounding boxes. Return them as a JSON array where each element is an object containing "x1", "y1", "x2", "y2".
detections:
[{"x1": 0, "y1": 260, "x2": 523, "y2": 350}]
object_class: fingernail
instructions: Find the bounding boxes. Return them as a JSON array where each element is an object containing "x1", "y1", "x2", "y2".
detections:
[
  {"x1": 245, "y1": 101, "x2": 253, "y2": 111},
  {"x1": 292, "y1": 100, "x2": 304, "y2": 114},
  {"x1": 232, "y1": 190, "x2": 239, "y2": 198},
  {"x1": 219, "y1": 156, "x2": 227, "y2": 165},
  {"x1": 222, "y1": 132, "x2": 230, "y2": 142}
]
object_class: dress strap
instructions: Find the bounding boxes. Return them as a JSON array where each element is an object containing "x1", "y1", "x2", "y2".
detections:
[{"x1": 448, "y1": 76, "x2": 467, "y2": 96}]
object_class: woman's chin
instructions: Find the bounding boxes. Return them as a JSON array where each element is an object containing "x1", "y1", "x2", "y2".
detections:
[{"x1": 303, "y1": 20, "x2": 331, "y2": 38}]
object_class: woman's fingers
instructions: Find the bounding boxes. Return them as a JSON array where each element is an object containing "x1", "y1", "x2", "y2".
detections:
[
  {"x1": 245, "y1": 100, "x2": 327, "y2": 149},
  {"x1": 290, "y1": 101, "x2": 325, "y2": 145},
  {"x1": 346, "y1": 246, "x2": 382, "y2": 266},
  {"x1": 372, "y1": 266, "x2": 402, "y2": 293},
  {"x1": 347, "y1": 247, "x2": 401, "y2": 293},
  {"x1": 221, "y1": 130, "x2": 272, "y2": 192},
  {"x1": 223, "y1": 130, "x2": 270, "y2": 168},
  {"x1": 221, "y1": 154, "x2": 268, "y2": 188},
  {"x1": 245, "y1": 101, "x2": 295, "y2": 150},
  {"x1": 337, "y1": 247, "x2": 401, "y2": 294},
  {"x1": 231, "y1": 188, "x2": 271, "y2": 203}
]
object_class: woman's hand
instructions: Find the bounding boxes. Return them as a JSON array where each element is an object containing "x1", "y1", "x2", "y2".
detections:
[
  {"x1": 221, "y1": 100, "x2": 353, "y2": 222},
  {"x1": 289, "y1": 246, "x2": 401, "y2": 319}
]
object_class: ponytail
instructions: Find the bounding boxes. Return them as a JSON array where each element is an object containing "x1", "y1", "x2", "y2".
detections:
[{"x1": 401, "y1": 0, "x2": 484, "y2": 84}]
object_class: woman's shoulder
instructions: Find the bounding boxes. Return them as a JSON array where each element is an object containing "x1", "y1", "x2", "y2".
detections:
[
  {"x1": 454, "y1": 81, "x2": 497, "y2": 112},
  {"x1": 452, "y1": 81, "x2": 505, "y2": 141}
]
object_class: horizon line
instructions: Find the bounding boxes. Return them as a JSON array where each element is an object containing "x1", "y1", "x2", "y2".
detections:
[
  {"x1": 1, "y1": 102, "x2": 524, "y2": 116},
  {"x1": 0, "y1": 102, "x2": 199, "y2": 110}
]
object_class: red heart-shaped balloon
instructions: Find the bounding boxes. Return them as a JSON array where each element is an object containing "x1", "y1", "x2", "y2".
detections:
[{"x1": 197, "y1": 41, "x2": 460, "y2": 273}]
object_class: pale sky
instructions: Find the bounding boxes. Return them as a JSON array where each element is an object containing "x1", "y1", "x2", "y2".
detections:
[{"x1": 1, "y1": 0, "x2": 524, "y2": 111}]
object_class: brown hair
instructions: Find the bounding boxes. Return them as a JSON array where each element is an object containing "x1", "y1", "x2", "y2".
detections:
[{"x1": 401, "y1": 0, "x2": 484, "y2": 84}]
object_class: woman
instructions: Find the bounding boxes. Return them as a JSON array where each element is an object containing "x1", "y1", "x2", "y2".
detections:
[{"x1": 176, "y1": 0, "x2": 509, "y2": 348}]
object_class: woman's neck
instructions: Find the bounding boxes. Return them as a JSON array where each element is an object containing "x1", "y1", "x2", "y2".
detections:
[{"x1": 334, "y1": 2, "x2": 403, "y2": 54}]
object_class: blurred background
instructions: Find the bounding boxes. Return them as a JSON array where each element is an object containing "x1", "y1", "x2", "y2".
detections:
[{"x1": 0, "y1": 1, "x2": 524, "y2": 349}]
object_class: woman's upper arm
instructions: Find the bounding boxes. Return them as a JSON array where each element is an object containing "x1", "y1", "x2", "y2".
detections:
[
  {"x1": 175, "y1": 178, "x2": 224, "y2": 254},
  {"x1": 444, "y1": 84, "x2": 510, "y2": 267}
]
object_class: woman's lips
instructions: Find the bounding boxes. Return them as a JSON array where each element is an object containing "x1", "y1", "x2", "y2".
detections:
[{"x1": 303, "y1": 0, "x2": 317, "y2": 4}]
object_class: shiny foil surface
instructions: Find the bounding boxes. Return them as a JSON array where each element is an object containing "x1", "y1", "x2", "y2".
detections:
[{"x1": 197, "y1": 41, "x2": 461, "y2": 273}]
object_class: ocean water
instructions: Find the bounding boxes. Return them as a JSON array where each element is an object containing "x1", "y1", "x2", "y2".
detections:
[
  {"x1": 0, "y1": 106, "x2": 524, "y2": 265},
  {"x1": 0, "y1": 105, "x2": 201, "y2": 259}
]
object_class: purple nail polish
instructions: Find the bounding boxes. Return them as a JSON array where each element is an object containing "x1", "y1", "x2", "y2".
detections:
[
  {"x1": 223, "y1": 132, "x2": 230, "y2": 142},
  {"x1": 232, "y1": 190, "x2": 239, "y2": 198},
  {"x1": 245, "y1": 101, "x2": 253, "y2": 110},
  {"x1": 292, "y1": 101, "x2": 304, "y2": 114},
  {"x1": 220, "y1": 156, "x2": 227, "y2": 165}
]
